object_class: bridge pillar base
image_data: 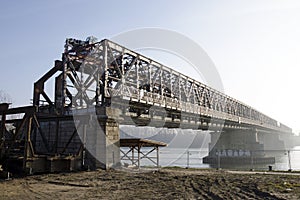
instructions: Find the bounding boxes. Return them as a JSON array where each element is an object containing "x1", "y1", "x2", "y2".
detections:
[
  {"x1": 203, "y1": 129, "x2": 275, "y2": 166},
  {"x1": 257, "y1": 132, "x2": 285, "y2": 151},
  {"x1": 83, "y1": 107, "x2": 121, "y2": 170}
]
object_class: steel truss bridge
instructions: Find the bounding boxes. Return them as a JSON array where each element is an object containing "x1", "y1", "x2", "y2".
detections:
[
  {"x1": 0, "y1": 37, "x2": 293, "y2": 174},
  {"x1": 33, "y1": 37, "x2": 291, "y2": 133}
]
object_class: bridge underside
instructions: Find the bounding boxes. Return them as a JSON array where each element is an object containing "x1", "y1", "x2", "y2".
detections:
[{"x1": 0, "y1": 37, "x2": 293, "y2": 174}]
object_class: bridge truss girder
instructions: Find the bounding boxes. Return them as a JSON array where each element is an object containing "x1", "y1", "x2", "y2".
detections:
[{"x1": 32, "y1": 38, "x2": 291, "y2": 134}]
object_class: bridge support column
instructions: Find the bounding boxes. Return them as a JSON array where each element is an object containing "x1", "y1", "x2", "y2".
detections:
[
  {"x1": 257, "y1": 132, "x2": 285, "y2": 151},
  {"x1": 84, "y1": 107, "x2": 121, "y2": 170},
  {"x1": 203, "y1": 129, "x2": 275, "y2": 166}
]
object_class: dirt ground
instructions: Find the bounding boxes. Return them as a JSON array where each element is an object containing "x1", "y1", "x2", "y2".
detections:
[{"x1": 0, "y1": 168, "x2": 299, "y2": 200}]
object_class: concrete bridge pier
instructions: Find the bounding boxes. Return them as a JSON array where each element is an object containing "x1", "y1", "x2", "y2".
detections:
[
  {"x1": 257, "y1": 132, "x2": 285, "y2": 151},
  {"x1": 83, "y1": 107, "x2": 121, "y2": 170},
  {"x1": 203, "y1": 129, "x2": 275, "y2": 165}
]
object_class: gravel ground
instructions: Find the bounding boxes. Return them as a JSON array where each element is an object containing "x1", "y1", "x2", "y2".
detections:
[{"x1": 0, "y1": 168, "x2": 299, "y2": 200}]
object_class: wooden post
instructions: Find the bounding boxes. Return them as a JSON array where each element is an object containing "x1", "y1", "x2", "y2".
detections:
[
  {"x1": 0, "y1": 112, "x2": 6, "y2": 158},
  {"x1": 217, "y1": 150, "x2": 220, "y2": 170},
  {"x1": 138, "y1": 145, "x2": 141, "y2": 169},
  {"x1": 55, "y1": 119, "x2": 59, "y2": 153},
  {"x1": 1, "y1": 113, "x2": 5, "y2": 140},
  {"x1": 156, "y1": 146, "x2": 159, "y2": 168},
  {"x1": 23, "y1": 116, "x2": 32, "y2": 170},
  {"x1": 288, "y1": 150, "x2": 292, "y2": 171},
  {"x1": 82, "y1": 124, "x2": 87, "y2": 166},
  {"x1": 132, "y1": 147, "x2": 134, "y2": 165},
  {"x1": 187, "y1": 150, "x2": 190, "y2": 168}
]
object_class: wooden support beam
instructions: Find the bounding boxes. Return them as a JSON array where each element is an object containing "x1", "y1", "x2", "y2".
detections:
[
  {"x1": 12, "y1": 114, "x2": 28, "y2": 142},
  {"x1": 33, "y1": 115, "x2": 50, "y2": 152},
  {"x1": 23, "y1": 116, "x2": 33, "y2": 169},
  {"x1": 0, "y1": 106, "x2": 37, "y2": 115},
  {"x1": 0, "y1": 112, "x2": 6, "y2": 158},
  {"x1": 33, "y1": 61, "x2": 63, "y2": 106},
  {"x1": 41, "y1": 91, "x2": 54, "y2": 106},
  {"x1": 61, "y1": 127, "x2": 79, "y2": 154}
]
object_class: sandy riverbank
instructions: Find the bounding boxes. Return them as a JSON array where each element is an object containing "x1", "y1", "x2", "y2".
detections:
[{"x1": 0, "y1": 168, "x2": 299, "y2": 199}]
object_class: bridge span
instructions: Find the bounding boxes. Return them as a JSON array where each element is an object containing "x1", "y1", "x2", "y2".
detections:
[{"x1": 0, "y1": 37, "x2": 293, "y2": 173}]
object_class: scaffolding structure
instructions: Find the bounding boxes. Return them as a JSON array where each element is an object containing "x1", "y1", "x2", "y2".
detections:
[{"x1": 120, "y1": 138, "x2": 167, "y2": 168}]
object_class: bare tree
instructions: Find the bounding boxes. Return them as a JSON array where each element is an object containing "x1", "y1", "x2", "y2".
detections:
[
  {"x1": 0, "y1": 90, "x2": 23, "y2": 120},
  {"x1": 0, "y1": 90, "x2": 12, "y2": 104}
]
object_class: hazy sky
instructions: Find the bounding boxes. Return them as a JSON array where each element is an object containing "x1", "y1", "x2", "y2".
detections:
[{"x1": 0, "y1": 0, "x2": 300, "y2": 132}]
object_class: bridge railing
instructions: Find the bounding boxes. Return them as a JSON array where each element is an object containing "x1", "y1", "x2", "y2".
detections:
[{"x1": 110, "y1": 87, "x2": 290, "y2": 132}]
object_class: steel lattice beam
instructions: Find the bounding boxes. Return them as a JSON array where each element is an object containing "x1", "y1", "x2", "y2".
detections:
[{"x1": 32, "y1": 37, "x2": 292, "y2": 134}]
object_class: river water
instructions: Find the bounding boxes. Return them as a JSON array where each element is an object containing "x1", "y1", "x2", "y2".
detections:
[{"x1": 122, "y1": 146, "x2": 300, "y2": 171}]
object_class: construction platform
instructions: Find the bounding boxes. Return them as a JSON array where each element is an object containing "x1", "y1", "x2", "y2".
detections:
[{"x1": 120, "y1": 138, "x2": 167, "y2": 168}]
